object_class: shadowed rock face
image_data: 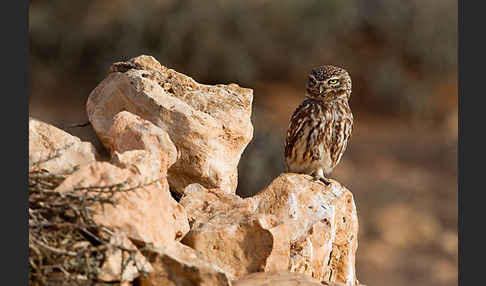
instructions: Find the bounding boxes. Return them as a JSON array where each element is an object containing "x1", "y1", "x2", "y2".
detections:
[
  {"x1": 29, "y1": 55, "x2": 362, "y2": 286},
  {"x1": 87, "y1": 55, "x2": 253, "y2": 195},
  {"x1": 180, "y1": 184, "x2": 275, "y2": 280},
  {"x1": 138, "y1": 243, "x2": 232, "y2": 286}
]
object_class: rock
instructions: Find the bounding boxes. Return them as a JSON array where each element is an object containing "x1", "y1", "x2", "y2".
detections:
[
  {"x1": 179, "y1": 174, "x2": 359, "y2": 285},
  {"x1": 98, "y1": 232, "x2": 153, "y2": 282},
  {"x1": 51, "y1": 110, "x2": 189, "y2": 250},
  {"x1": 180, "y1": 183, "x2": 252, "y2": 224},
  {"x1": 31, "y1": 56, "x2": 364, "y2": 285},
  {"x1": 111, "y1": 149, "x2": 162, "y2": 184},
  {"x1": 251, "y1": 174, "x2": 359, "y2": 285},
  {"x1": 108, "y1": 111, "x2": 178, "y2": 183},
  {"x1": 87, "y1": 55, "x2": 253, "y2": 194},
  {"x1": 55, "y1": 162, "x2": 189, "y2": 249},
  {"x1": 233, "y1": 271, "x2": 344, "y2": 286},
  {"x1": 180, "y1": 184, "x2": 287, "y2": 280},
  {"x1": 29, "y1": 118, "x2": 98, "y2": 173},
  {"x1": 138, "y1": 242, "x2": 231, "y2": 286}
]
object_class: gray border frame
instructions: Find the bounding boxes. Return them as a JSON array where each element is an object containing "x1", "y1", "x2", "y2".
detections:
[{"x1": 2, "y1": 0, "x2": 29, "y2": 284}]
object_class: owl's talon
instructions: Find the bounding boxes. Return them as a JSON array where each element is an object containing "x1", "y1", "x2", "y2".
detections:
[
  {"x1": 310, "y1": 173, "x2": 330, "y2": 186},
  {"x1": 319, "y1": 177, "x2": 331, "y2": 186}
]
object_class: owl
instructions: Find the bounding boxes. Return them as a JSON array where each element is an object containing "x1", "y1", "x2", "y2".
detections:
[{"x1": 284, "y1": 65, "x2": 353, "y2": 185}]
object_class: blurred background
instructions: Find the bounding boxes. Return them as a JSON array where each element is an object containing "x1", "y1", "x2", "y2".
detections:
[{"x1": 29, "y1": 1, "x2": 457, "y2": 285}]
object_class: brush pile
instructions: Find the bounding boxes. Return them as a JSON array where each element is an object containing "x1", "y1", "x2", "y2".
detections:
[{"x1": 29, "y1": 169, "x2": 145, "y2": 285}]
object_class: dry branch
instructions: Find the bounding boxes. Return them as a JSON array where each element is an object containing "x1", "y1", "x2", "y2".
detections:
[{"x1": 29, "y1": 169, "x2": 150, "y2": 285}]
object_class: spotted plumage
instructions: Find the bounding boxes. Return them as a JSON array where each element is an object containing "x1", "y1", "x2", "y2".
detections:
[{"x1": 284, "y1": 65, "x2": 353, "y2": 185}]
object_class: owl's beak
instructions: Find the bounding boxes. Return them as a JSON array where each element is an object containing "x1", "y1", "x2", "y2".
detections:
[{"x1": 319, "y1": 85, "x2": 325, "y2": 94}]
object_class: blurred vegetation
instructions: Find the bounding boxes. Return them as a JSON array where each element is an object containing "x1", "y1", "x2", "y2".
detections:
[{"x1": 29, "y1": 0, "x2": 456, "y2": 117}]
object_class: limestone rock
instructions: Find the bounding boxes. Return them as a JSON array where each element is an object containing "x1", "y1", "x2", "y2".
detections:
[
  {"x1": 181, "y1": 183, "x2": 252, "y2": 224},
  {"x1": 55, "y1": 162, "x2": 189, "y2": 249},
  {"x1": 233, "y1": 271, "x2": 344, "y2": 286},
  {"x1": 179, "y1": 174, "x2": 359, "y2": 285},
  {"x1": 138, "y1": 242, "x2": 231, "y2": 286},
  {"x1": 51, "y1": 109, "x2": 189, "y2": 250},
  {"x1": 250, "y1": 174, "x2": 359, "y2": 285},
  {"x1": 98, "y1": 232, "x2": 153, "y2": 282},
  {"x1": 87, "y1": 55, "x2": 253, "y2": 194},
  {"x1": 108, "y1": 111, "x2": 177, "y2": 183},
  {"x1": 180, "y1": 183, "x2": 288, "y2": 280},
  {"x1": 29, "y1": 118, "x2": 98, "y2": 173}
]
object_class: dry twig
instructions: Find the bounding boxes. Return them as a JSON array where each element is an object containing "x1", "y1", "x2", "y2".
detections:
[{"x1": 29, "y1": 167, "x2": 150, "y2": 285}]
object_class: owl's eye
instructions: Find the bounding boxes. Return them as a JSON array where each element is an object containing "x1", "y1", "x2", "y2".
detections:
[
  {"x1": 328, "y1": 79, "x2": 339, "y2": 85},
  {"x1": 308, "y1": 77, "x2": 316, "y2": 86}
]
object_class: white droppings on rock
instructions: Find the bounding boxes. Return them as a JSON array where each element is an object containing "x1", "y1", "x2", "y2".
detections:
[{"x1": 288, "y1": 192, "x2": 298, "y2": 218}]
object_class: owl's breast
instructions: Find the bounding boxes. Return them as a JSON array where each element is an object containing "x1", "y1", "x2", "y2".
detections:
[
  {"x1": 285, "y1": 100, "x2": 333, "y2": 170},
  {"x1": 285, "y1": 98, "x2": 353, "y2": 174}
]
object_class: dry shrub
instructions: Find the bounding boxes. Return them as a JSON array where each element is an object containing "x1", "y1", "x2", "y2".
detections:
[{"x1": 29, "y1": 168, "x2": 146, "y2": 285}]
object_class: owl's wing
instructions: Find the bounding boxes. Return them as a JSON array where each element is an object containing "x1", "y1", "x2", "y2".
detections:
[
  {"x1": 284, "y1": 101, "x2": 310, "y2": 158},
  {"x1": 329, "y1": 112, "x2": 353, "y2": 168}
]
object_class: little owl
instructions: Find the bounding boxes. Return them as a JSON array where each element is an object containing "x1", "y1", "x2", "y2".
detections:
[{"x1": 284, "y1": 65, "x2": 353, "y2": 185}]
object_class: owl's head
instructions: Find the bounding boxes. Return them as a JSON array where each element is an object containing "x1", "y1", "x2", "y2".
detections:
[{"x1": 306, "y1": 65, "x2": 352, "y2": 101}]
